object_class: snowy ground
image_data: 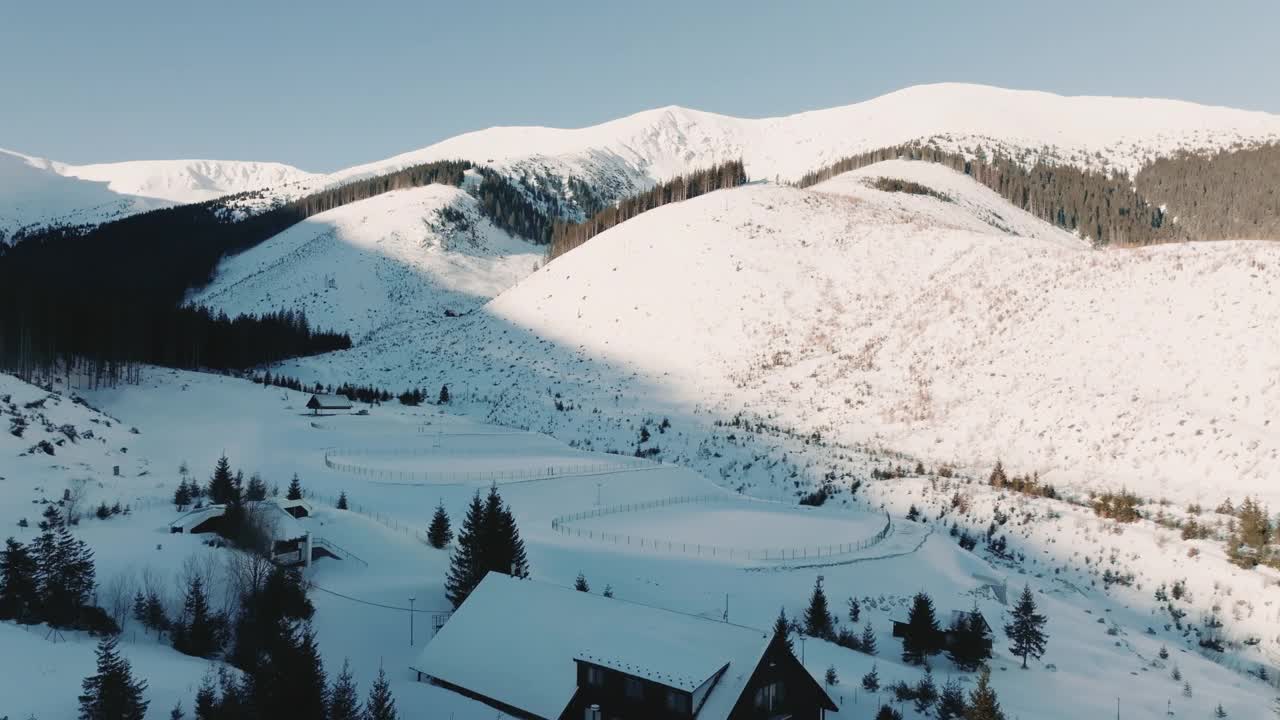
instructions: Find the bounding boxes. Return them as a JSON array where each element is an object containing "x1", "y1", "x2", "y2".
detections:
[{"x1": 2, "y1": 368, "x2": 1276, "y2": 719}]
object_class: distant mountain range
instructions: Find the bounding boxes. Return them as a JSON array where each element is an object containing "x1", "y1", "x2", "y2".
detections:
[{"x1": 7, "y1": 83, "x2": 1280, "y2": 241}]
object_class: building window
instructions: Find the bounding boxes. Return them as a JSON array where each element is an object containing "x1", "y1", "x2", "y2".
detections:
[
  {"x1": 585, "y1": 666, "x2": 605, "y2": 687},
  {"x1": 623, "y1": 677, "x2": 643, "y2": 700},
  {"x1": 664, "y1": 690, "x2": 690, "y2": 714},
  {"x1": 753, "y1": 681, "x2": 784, "y2": 711}
]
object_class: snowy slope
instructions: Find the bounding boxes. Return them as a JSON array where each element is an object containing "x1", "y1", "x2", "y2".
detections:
[
  {"x1": 291, "y1": 82, "x2": 1280, "y2": 203},
  {"x1": 0, "y1": 147, "x2": 315, "y2": 240},
  {"x1": 2, "y1": 367, "x2": 1271, "y2": 719},
  {"x1": 14, "y1": 83, "x2": 1279, "y2": 240},
  {"x1": 189, "y1": 183, "x2": 543, "y2": 341},
  {"x1": 277, "y1": 160, "x2": 1280, "y2": 511}
]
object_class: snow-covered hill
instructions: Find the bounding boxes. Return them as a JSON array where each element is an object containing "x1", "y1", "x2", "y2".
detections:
[
  {"x1": 0, "y1": 147, "x2": 316, "y2": 240},
  {"x1": 277, "y1": 159, "x2": 1280, "y2": 510},
  {"x1": 189, "y1": 182, "x2": 543, "y2": 341},
  {"x1": 10, "y1": 83, "x2": 1280, "y2": 240}
]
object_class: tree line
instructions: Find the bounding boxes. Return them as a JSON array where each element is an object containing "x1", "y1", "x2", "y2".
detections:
[
  {"x1": 0, "y1": 159, "x2": 469, "y2": 384},
  {"x1": 548, "y1": 160, "x2": 748, "y2": 260}
]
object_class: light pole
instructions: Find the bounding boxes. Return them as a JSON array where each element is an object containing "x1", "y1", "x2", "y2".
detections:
[
  {"x1": 409, "y1": 597, "x2": 416, "y2": 646},
  {"x1": 596, "y1": 481, "x2": 602, "y2": 507}
]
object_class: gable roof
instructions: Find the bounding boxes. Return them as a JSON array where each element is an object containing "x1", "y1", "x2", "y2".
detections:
[
  {"x1": 411, "y1": 573, "x2": 778, "y2": 720},
  {"x1": 307, "y1": 393, "x2": 352, "y2": 408}
]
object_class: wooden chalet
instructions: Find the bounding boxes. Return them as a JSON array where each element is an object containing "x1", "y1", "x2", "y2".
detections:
[
  {"x1": 169, "y1": 498, "x2": 316, "y2": 568},
  {"x1": 306, "y1": 393, "x2": 353, "y2": 415},
  {"x1": 411, "y1": 573, "x2": 838, "y2": 720}
]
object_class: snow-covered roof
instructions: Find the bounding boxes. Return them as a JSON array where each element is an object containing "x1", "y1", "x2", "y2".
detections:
[
  {"x1": 411, "y1": 573, "x2": 774, "y2": 720},
  {"x1": 307, "y1": 393, "x2": 352, "y2": 408},
  {"x1": 169, "y1": 498, "x2": 307, "y2": 542}
]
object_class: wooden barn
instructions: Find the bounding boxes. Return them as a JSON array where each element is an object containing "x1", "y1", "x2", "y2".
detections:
[
  {"x1": 306, "y1": 393, "x2": 353, "y2": 415},
  {"x1": 411, "y1": 573, "x2": 838, "y2": 720}
]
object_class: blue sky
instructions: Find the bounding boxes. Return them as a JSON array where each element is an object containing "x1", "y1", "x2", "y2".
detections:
[{"x1": 3, "y1": 0, "x2": 1277, "y2": 171}]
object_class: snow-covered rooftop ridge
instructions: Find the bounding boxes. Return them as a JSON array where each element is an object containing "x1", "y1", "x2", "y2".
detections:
[{"x1": 411, "y1": 572, "x2": 772, "y2": 720}]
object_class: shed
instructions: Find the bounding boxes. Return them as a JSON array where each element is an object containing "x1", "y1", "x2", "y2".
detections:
[{"x1": 306, "y1": 394, "x2": 353, "y2": 415}]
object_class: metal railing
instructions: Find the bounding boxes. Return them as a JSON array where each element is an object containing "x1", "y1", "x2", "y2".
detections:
[{"x1": 550, "y1": 496, "x2": 893, "y2": 562}]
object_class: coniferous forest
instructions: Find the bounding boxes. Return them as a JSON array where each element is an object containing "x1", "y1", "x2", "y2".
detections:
[
  {"x1": 797, "y1": 141, "x2": 1280, "y2": 247},
  {"x1": 0, "y1": 160, "x2": 469, "y2": 383},
  {"x1": 548, "y1": 160, "x2": 748, "y2": 260}
]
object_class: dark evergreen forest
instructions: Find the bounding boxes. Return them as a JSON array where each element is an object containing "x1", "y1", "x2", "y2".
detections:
[
  {"x1": 549, "y1": 160, "x2": 748, "y2": 260},
  {"x1": 0, "y1": 159, "x2": 470, "y2": 384},
  {"x1": 798, "y1": 141, "x2": 1280, "y2": 247}
]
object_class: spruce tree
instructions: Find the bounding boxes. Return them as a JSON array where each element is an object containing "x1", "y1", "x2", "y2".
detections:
[
  {"x1": 574, "y1": 572, "x2": 590, "y2": 592},
  {"x1": 437, "y1": 384, "x2": 450, "y2": 405},
  {"x1": 328, "y1": 659, "x2": 361, "y2": 720},
  {"x1": 427, "y1": 502, "x2": 452, "y2": 549},
  {"x1": 0, "y1": 537, "x2": 39, "y2": 622},
  {"x1": 169, "y1": 701, "x2": 186, "y2": 720},
  {"x1": 875, "y1": 705, "x2": 903, "y2": 720},
  {"x1": 245, "y1": 473, "x2": 268, "y2": 502},
  {"x1": 336, "y1": 491, "x2": 349, "y2": 510},
  {"x1": 948, "y1": 607, "x2": 992, "y2": 671},
  {"x1": 173, "y1": 576, "x2": 222, "y2": 658},
  {"x1": 937, "y1": 676, "x2": 967, "y2": 719},
  {"x1": 901, "y1": 591, "x2": 941, "y2": 665},
  {"x1": 774, "y1": 607, "x2": 794, "y2": 652},
  {"x1": 34, "y1": 510, "x2": 97, "y2": 627},
  {"x1": 173, "y1": 481, "x2": 192, "y2": 511},
  {"x1": 860, "y1": 620, "x2": 877, "y2": 655},
  {"x1": 193, "y1": 674, "x2": 218, "y2": 720},
  {"x1": 847, "y1": 597, "x2": 861, "y2": 623},
  {"x1": 287, "y1": 473, "x2": 303, "y2": 501},
  {"x1": 1004, "y1": 585, "x2": 1048, "y2": 669},
  {"x1": 78, "y1": 636, "x2": 149, "y2": 720},
  {"x1": 207, "y1": 455, "x2": 236, "y2": 505},
  {"x1": 914, "y1": 668, "x2": 938, "y2": 713},
  {"x1": 803, "y1": 576, "x2": 835, "y2": 639},
  {"x1": 364, "y1": 667, "x2": 399, "y2": 720},
  {"x1": 445, "y1": 492, "x2": 486, "y2": 609},
  {"x1": 861, "y1": 664, "x2": 881, "y2": 692},
  {"x1": 490, "y1": 488, "x2": 529, "y2": 578},
  {"x1": 965, "y1": 666, "x2": 1005, "y2": 720}
]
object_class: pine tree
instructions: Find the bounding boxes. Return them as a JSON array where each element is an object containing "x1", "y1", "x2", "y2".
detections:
[
  {"x1": 78, "y1": 636, "x2": 149, "y2": 720},
  {"x1": 328, "y1": 659, "x2": 361, "y2": 720},
  {"x1": 965, "y1": 666, "x2": 1005, "y2": 720},
  {"x1": 173, "y1": 576, "x2": 222, "y2": 658},
  {"x1": 861, "y1": 664, "x2": 880, "y2": 692},
  {"x1": 937, "y1": 676, "x2": 967, "y2": 719},
  {"x1": 847, "y1": 596, "x2": 861, "y2": 623},
  {"x1": 902, "y1": 591, "x2": 941, "y2": 665},
  {"x1": 427, "y1": 503, "x2": 452, "y2": 549},
  {"x1": 489, "y1": 486, "x2": 529, "y2": 578},
  {"x1": 803, "y1": 576, "x2": 835, "y2": 639},
  {"x1": 445, "y1": 492, "x2": 486, "y2": 609},
  {"x1": 193, "y1": 674, "x2": 218, "y2": 720},
  {"x1": 860, "y1": 620, "x2": 877, "y2": 655},
  {"x1": 364, "y1": 667, "x2": 399, "y2": 720},
  {"x1": 875, "y1": 705, "x2": 903, "y2": 720},
  {"x1": 437, "y1": 384, "x2": 450, "y2": 405},
  {"x1": 602, "y1": 584, "x2": 613, "y2": 598},
  {"x1": 207, "y1": 455, "x2": 236, "y2": 505},
  {"x1": 169, "y1": 701, "x2": 185, "y2": 720},
  {"x1": 336, "y1": 491, "x2": 349, "y2": 510},
  {"x1": 1214, "y1": 704, "x2": 1228, "y2": 718},
  {"x1": 34, "y1": 511, "x2": 97, "y2": 627},
  {"x1": 774, "y1": 607, "x2": 794, "y2": 652},
  {"x1": 915, "y1": 668, "x2": 939, "y2": 713},
  {"x1": 173, "y1": 481, "x2": 192, "y2": 511},
  {"x1": 0, "y1": 537, "x2": 39, "y2": 622},
  {"x1": 1004, "y1": 585, "x2": 1048, "y2": 669},
  {"x1": 824, "y1": 665, "x2": 839, "y2": 686},
  {"x1": 574, "y1": 572, "x2": 590, "y2": 592},
  {"x1": 948, "y1": 607, "x2": 992, "y2": 671},
  {"x1": 245, "y1": 473, "x2": 268, "y2": 502},
  {"x1": 286, "y1": 473, "x2": 303, "y2": 501}
]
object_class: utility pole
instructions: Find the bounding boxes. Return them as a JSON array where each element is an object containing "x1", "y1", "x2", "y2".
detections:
[
  {"x1": 409, "y1": 597, "x2": 416, "y2": 646},
  {"x1": 596, "y1": 481, "x2": 602, "y2": 507}
]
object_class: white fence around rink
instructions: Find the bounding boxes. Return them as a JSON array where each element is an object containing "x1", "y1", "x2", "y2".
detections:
[
  {"x1": 551, "y1": 495, "x2": 894, "y2": 562},
  {"x1": 322, "y1": 447, "x2": 654, "y2": 486}
]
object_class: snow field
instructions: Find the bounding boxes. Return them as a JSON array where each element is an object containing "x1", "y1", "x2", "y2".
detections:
[{"x1": 2, "y1": 368, "x2": 1277, "y2": 718}]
